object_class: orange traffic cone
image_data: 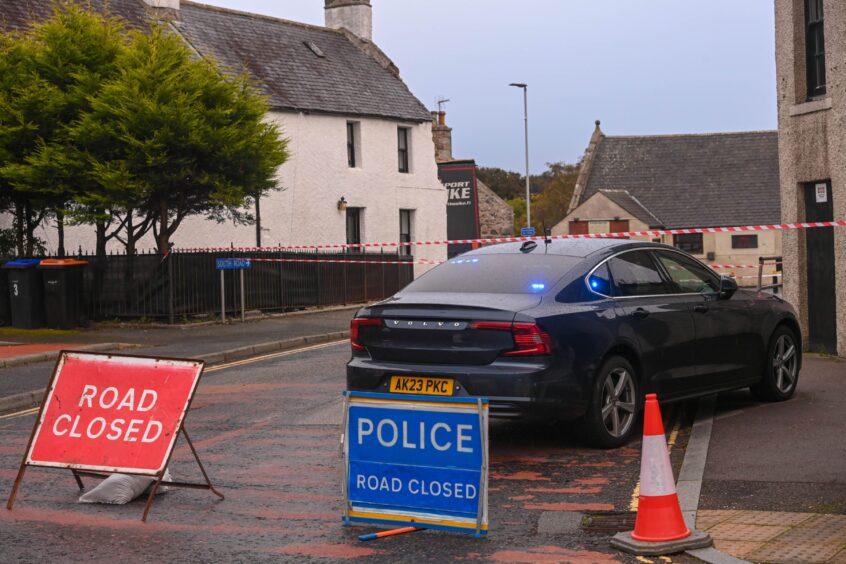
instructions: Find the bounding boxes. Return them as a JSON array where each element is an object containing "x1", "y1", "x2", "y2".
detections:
[
  {"x1": 632, "y1": 393, "x2": 689, "y2": 541},
  {"x1": 611, "y1": 394, "x2": 712, "y2": 555}
]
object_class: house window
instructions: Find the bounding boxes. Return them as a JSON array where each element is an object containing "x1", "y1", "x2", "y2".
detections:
[
  {"x1": 346, "y1": 207, "x2": 362, "y2": 253},
  {"x1": 731, "y1": 234, "x2": 759, "y2": 249},
  {"x1": 399, "y1": 209, "x2": 413, "y2": 256},
  {"x1": 346, "y1": 121, "x2": 359, "y2": 168},
  {"x1": 673, "y1": 233, "x2": 703, "y2": 255},
  {"x1": 806, "y1": 0, "x2": 826, "y2": 98},
  {"x1": 397, "y1": 127, "x2": 410, "y2": 173}
]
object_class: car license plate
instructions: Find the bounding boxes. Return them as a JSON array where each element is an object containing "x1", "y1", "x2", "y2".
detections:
[{"x1": 389, "y1": 376, "x2": 454, "y2": 396}]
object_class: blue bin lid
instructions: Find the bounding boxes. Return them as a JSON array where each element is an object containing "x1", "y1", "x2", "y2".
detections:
[{"x1": 2, "y1": 258, "x2": 41, "y2": 269}]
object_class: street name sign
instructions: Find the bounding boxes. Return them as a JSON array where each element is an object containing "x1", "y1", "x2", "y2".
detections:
[
  {"x1": 7, "y1": 351, "x2": 224, "y2": 521},
  {"x1": 216, "y1": 258, "x2": 252, "y2": 270},
  {"x1": 342, "y1": 391, "x2": 489, "y2": 536},
  {"x1": 520, "y1": 227, "x2": 536, "y2": 237}
]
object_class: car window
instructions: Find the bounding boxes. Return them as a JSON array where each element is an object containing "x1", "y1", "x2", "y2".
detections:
[
  {"x1": 654, "y1": 251, "x2": 720, "y2": 294},
  {"x1": 586, "y1": 263, "x2": 613, "y2": 296},
  {"x1": 403, "y1": 254, "x2": 580, "y2": 294},
  {"x1": 607, "y1": 251, "x2": 669, "y2": 297}
]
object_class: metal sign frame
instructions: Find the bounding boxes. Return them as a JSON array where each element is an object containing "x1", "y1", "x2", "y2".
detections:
[
  {"x1": 342, "y1": 391, "x2": 489, "y2": 537},
  {"x1": 6, "y1": 351, "x2": 224, "y2": 522}
]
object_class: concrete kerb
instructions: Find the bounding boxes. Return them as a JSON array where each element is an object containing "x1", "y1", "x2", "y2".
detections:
[
  {"x1": 611, "y1": 394, "x2": 750, "y2": 561},
  {"x1": 91, "y1": 304, "x2": 363, "y2": 330},
  {"x1": 0, "y1": 342, "x2": 138, "y2": 369},
  {"x1": 0, "y1": 330, "x2": 351, "y2": 416},
  {"x1": 680, "y1": 395, "x2": 752, "y2": 564}
]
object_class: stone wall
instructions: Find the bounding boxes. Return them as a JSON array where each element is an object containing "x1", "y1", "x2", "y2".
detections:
[
  {"x1": 775, "y1": 0, "x2": 846, "y2": 355},
  {"x1": 477, "y1": 180, "x2": 514, "y2": 237}
]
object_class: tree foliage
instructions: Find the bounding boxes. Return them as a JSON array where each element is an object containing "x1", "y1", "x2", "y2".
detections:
[
  {"x1": 476, "y1": 166, "x2": 525, "y2": 200},
  {"x1": 0, "y1": 2, "x2": 289, "y2": 256},
  {"x1": 507, "y1": 161, "x2": 580, "y2": 234}
]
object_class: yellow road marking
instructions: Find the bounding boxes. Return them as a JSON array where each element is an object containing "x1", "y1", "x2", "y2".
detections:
[
  {"x1": 204, "y1": 339, "x2": 347, "y2": 373},
  {"x1": 630, "y1": 407, "x2": 681, "y2": 512},
  {"x1": 0, "y1": 407, "x2": 39, "y2": 420}
]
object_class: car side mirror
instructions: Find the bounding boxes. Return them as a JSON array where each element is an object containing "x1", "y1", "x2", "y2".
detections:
[{"x1": 719, "y1": 275, "x2": 738, "y2": 299}]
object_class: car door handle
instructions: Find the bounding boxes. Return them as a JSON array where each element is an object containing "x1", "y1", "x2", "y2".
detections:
[
  {"x1": 694, "y1": 304, "x2": 709, "y2": 313},
  {"x1": 631, "y1": 308, "x2": 649, "y2": 319}
]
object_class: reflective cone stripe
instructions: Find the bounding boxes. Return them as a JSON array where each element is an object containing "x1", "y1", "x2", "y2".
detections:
[{"x1": 631, "y1": 393, "x2": 691, "y2": 542}]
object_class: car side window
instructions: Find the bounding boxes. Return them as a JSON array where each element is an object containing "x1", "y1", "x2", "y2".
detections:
[
  {"x1": 587, "y1": 263, "x2": 613, "y2": 296},
  {"x1": 654, "y1": 251, "x2": 720, "y2": 294},
  {"x1": 607, "y1": 251, "x2": 669, "y2": 297}
]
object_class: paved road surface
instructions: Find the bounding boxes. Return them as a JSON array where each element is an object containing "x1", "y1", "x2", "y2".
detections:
[
  {"x1": 0, "y1": 342, "x2": 694, "y2": 563},
  {"x1": 701, "y1": 355, "x2": 846, "y2": 514}
]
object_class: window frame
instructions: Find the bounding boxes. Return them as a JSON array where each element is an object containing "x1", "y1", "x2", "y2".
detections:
[
  {"x1": 346, "y1": 121, "x2": 358, "y2": 168},
  {"x1": 673, "y1": 233, "x2": 704, "y2": 255},
  {"x1": 399, "y1": 209, "x2": 413, "y2": 256},
  {"x1": 397, "y1": 127, "x2": 410, "y2": 173},
  {"x1": 805, "y1": 0, "x2": 826, "y2": 98},
  {"x1": 731, "y1": 234, "x2": 759, "y2": 249}
]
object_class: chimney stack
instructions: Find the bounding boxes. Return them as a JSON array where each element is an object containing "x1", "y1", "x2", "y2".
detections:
[
  {"x1": 325, "y1": 0, "x2": 372, "y2": 41},
  {"x1": 431, "y1": 111, "x2": 453, "y2": 162}
]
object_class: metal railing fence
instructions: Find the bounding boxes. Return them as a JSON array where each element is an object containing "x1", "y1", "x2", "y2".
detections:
[{"x1": 69, "y1": 248, "x2": 414, "y2": 321}]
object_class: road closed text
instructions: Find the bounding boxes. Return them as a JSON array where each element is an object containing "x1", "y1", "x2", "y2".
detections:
[
  {"x1": 354, "y1": 473, "x2": 478, "y2": 500},
  {"x1": 51, "y1": 385, "x2": 163, "y2": 443}
]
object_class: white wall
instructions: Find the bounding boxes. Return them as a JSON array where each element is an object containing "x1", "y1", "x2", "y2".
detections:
[{"x1": 27, "y1": 111, "x2": 447, "y2": 275}]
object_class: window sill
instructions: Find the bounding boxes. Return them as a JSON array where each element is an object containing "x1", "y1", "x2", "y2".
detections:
[{"x1": 789, "y1": 97, "x2": 832, "y2": 117}]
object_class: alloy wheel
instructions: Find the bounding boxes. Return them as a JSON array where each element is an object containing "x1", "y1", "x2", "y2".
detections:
[
  {"x1": 773, "y1": 334, "x2": 798, "y2": 394},
  {"x1": 601, "y1": 368, "x2": 636, "y2": 438}
]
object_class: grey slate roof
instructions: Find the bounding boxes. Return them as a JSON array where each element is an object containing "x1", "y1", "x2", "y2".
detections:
[
  {"x1": 597, "y1": 190, "x2": 664, "y2": 228},
  {"x1": 580, "y1": 131, "x2": 780, "y2": 229},
  {"x1": 0, "y1": 0, "x2": 432, "y2": 122},
  {"x1": 176, "y1": 2, "x2": 431, "y2": 121},
  {"x1": 0, "y1": 0, "x2": 150, "y2": 31}
]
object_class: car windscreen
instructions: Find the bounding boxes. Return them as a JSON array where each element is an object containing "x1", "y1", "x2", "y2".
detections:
[{"x1": 402, "y1": 254, "x2": 580, "y2": 294}]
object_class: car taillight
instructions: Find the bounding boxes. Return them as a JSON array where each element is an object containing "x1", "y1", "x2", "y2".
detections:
[
  {"x1": 470, "y1": 321, "x2": 553, "y2": 356},
  {"x1": 350, "y1": 317, "x2": 382, "y2": 351}
]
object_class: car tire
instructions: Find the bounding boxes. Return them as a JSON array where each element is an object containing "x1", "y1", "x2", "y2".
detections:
[
  {"x1": 751, "y1": 325, "x2": 800, "y2": 402},
  {"x1": 575, "y1": 356, "x2": 640, "y2": 449}
]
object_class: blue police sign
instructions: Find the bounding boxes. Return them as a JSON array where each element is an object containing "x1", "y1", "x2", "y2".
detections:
[
  {"x1": 342, "y1": 392, "x2": 489, "y2": 536},
  {"x1": 215, "y1": 258, "x2": 251, "y2": 270},
  {"x1": 520, "y1": 227, "x2": 536, "y2": 237}
]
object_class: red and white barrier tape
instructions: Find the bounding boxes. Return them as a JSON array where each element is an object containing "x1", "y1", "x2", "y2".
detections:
[
  {"x1": 247, "y1": 257, "x2": 440, "y2": 266},
  {"x1": 710, "y1": 263, "x2": 781, "y2": 269},
  {"x1": 174, "y1": 220, "x2": 846, "y2": 253},
  {"x1": 238, "y1": 257, "x2": 781, "y2": 269}
]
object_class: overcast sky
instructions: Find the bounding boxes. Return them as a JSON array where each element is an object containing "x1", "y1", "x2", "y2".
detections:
[{"x1": 200, "y1": 1, "x2": 777, "y2": 174}]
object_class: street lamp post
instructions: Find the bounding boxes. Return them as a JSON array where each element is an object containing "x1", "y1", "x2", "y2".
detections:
[{"x1": 510, "y1": 82, "x2": 530, "y2": 229}]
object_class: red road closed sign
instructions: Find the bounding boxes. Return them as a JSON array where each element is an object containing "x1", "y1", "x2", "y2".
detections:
[{"x1": 25, "y1": 352, "x2": 204, "y2": 475}]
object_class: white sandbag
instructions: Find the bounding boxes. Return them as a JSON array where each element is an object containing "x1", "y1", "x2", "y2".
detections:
[{"x1": 78, "y1": 469, "x2": 173, "y2": 504}]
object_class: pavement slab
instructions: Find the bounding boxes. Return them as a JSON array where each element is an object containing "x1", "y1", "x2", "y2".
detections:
[{"x1": 697, "y1": 501, "x2": 846, "y2": 562}]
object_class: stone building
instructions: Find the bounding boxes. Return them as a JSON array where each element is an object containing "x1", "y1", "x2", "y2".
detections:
[
  {"x1": 775, "y1": 0, "x2": 844, "y2": 355},
  {"x1": 431, "y1": 112, "x2": 514, "y2": 238},
  {"x1": 0, "y1": 0, "x2": 447, "y2": 274},
  {"x1": 554, "y1": 122, "x2": 782, "y2": 286}
]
